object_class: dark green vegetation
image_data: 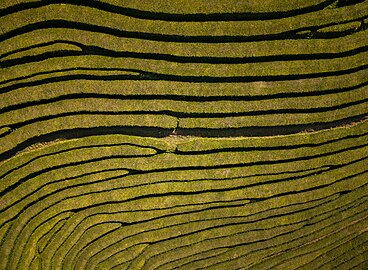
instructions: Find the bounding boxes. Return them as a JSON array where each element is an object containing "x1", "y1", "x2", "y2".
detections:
[{"x1": 0, "y1": 0, "x2": 367, "y2": 269}]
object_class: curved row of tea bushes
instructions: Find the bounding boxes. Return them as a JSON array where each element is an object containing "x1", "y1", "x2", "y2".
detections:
[{"x1": 0, "y1": 121, "x2": 367, "y2": 269}]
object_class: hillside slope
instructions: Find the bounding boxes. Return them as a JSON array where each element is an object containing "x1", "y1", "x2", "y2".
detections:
[{"x1": 0, "y1": 1, "x2": 367, "y2": 269}]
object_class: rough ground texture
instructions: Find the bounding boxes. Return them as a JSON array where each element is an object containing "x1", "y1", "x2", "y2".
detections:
[{"x1": 0, "y1": 0, "x2": 367, "y2": 269}]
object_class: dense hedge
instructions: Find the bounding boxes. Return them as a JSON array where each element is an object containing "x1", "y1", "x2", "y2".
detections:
[{"x1": 0, "y1": 1, "x2": 367, "y2": 269}]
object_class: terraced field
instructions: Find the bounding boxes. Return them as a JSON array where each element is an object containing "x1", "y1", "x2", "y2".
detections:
[{"x1": 0, "y1": 0, "x2": 367, "y2": 269}]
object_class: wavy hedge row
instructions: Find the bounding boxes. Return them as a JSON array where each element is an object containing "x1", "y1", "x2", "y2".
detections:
[{"x1": 0, "y1": 122, "x2": 367, "y2": 269}]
